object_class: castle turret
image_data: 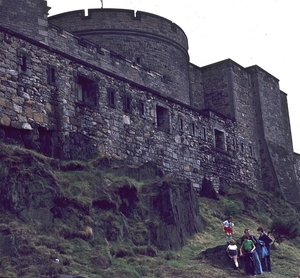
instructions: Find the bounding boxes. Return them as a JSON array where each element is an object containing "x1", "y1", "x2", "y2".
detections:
[{"x1": 48, "y1": 9, "x2": 191, "y2": 105}]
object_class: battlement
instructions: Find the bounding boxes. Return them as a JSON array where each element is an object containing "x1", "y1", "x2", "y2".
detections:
[{"x1": 49, "y1": 8, "x2": 191, "y2": 105}]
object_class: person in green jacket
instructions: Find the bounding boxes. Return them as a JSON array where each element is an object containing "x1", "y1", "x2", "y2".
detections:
[{"x1": 240, "y1": 235, "x2": 256, "y2": 276}]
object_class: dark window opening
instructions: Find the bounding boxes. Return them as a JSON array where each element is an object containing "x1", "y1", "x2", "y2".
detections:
[
  {"x1": 77, "y1": 75, "x2": 98, "y2": 107},
  {"x1": 17, "y1": 49, "x2": 31, "y2": 75},
  {"x1": 215, "y1": 129, "x2": 225, "y2": 150},
  {"x1": 191, "y1": 122, "x2": 196, "y2": 136},
  {"x1": 139, "y1": 100, "x2": 145, "y2": 117},
  {"x1": 21, "y1": 55, "x2": 27, "y2": 71},
  {"x1": 156, "y1": 105, "x2": 170, "y2": 132},
  {"x1": 47, "y1": 65, "x2": 57, "y2": 86},
  {"x1": 178, "y1": 116, "x2": 184, "y2": 132},
  {"x1": 136, "y1": 57, "x2": 141, "y2": 64},
  {"x1": 108, "y1": 89, "x2": 116, "y2": 108},
  {"x1": 123, "y1": 95, "x2": 132, "y2": 113},
  {"x1": 201, "y1": 127, "x2": 207, "y2": 140},
  {"x1": 241, "y1": 142, "x2": 244, "y2": 153}
]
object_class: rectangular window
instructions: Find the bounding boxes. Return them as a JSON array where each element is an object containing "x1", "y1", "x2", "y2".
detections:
[
  {"x1": 201, "y1": 127, "x2": 207, "y2": 140},
  {"x1": 17, "y1": 48, "x2": 31, "y2": 75},
  {"x1": 191, "y1": 122, "x2": 196, "y2": 136},
  {"x1": 77, "y1": 75, "x2": 98, "y2": 107},
  {"x1": 214, "y1": 129, "x2": 226, "y2": 150},
  {"x1": 139, "y1": 100, "x2": 146, "y2": 117},
  {"x1": 21, "y1": 55, "x2": 27, "y2": 71},
  {"x1": 123, "y1": 94, "x2": 132, "y2": 113},
  {"x1": 241, "y1": 142, "x2": 244, "y2": 153},
  {"x1": 47, "y1": 65, "x2": 57, "y2": 86},
  {"x1": 108, "y1": 89, "x2": 116, "y2": 108},
  {"x1": 156, "y1": 105, "x2": 170, "y2": 132},
  {"x1": 178, "y1": 116, "x2": 184, "y2": 132}
]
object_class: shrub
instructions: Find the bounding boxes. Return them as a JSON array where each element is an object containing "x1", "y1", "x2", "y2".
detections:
[
  {"x1": 222, "y1": 199, "x2": 241, "y2": 217},
  {"x1": 270, "y1": 216, "x2": 300, "y2": 244}
]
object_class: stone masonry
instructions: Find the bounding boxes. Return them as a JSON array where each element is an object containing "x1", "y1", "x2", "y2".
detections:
[{"x1": 0, "y1": 0, "x2": 299, "y2": 202}]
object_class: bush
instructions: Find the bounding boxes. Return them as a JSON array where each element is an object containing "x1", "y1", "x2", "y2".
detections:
[
  {"x1": 270, "y1": 216, "x2": 300, "y2": 244},
  {"x1": 222, "y1": 199, "x2": 241, "y2": 217}
]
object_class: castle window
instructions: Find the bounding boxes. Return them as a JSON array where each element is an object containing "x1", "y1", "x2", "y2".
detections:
[
  {"x1": 136, "y1": 57, "x2": 141, "y2": 64},
  {"x1": 139, "y1": 100, "x2": 146, "y2": 117},
  {"x1": 17, "y1": 48, "x2": 31, "y2": 75},
  {"x1": 21, "y1": 55, "x2": 27, "y2": 71},
  {"x1": 178, "y1": 116, "x2": 184, "y2": 132},
  {"x1": 156, "y1": 105, "x2": 170, "y2": 132},
  {"x1": 214, "y1": 129, "x2": 225, "y2": 150},
  {"x1": 108, "y1": 89, "x2": 116, "y2": 108},
  {"x1": 190, "y1": 122, "x2": 196, "y2": 136},
  {"x1": 240, "y1": 142, "x2": 244, "y2": 153},
  {"x1": 201, "y1": 127, "x2": 207, "y2": 140},
  {"x1": 123, "y1": 94, "x2": 132, "y2": 113},
  {"x1": 47, "y1": 65, "x2": 57, "y2": 86},
  {"x1": 77, "y1": 75, "x2": 98, "y2": 107}
]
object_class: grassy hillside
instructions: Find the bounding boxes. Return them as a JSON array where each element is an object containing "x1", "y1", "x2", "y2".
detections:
[{"x1": 0, "y1": 143, "x2": 300, "y2": 278}]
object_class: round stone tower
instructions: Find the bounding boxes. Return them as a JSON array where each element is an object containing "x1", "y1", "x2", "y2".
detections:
[{"x1": 48, "y1": 9, "x2": 191, "y2": 104}]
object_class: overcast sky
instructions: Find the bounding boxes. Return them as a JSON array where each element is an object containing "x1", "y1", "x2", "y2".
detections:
[{"x1": 47, "y1": 0, "x2": 300, "y2": 153}]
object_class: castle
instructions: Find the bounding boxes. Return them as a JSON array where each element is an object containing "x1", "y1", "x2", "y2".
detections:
[{"x1": 0, "y1": 0, "x2": 299, "y2": 202}]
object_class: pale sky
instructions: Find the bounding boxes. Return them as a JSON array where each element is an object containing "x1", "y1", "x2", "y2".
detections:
[{"x1": 47, "y1": 0, "x2": 300, "y2": 153}]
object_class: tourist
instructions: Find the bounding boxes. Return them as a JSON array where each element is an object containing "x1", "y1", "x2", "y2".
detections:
[
  {"x1": 226, "y1": 239, "x2": 239, "y2": 269},
  {"x1": 223, "y1": 216, "x2": 234, "y2": 244},
  {"x1": 240, "y1": 234, "x2": 256, "y2": 276},
  {"x1": 244, "y1": 229, "x2": 263, "y2": 275},
  {"x1": 257, "y1": 227, "x2": 273, "y2": 273}
]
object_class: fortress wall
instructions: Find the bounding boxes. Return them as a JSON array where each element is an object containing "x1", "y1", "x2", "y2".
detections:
[
  {"x1": 248, "y1": 66, "x2": 287, "y2": 147},
  {"x1": 48, "y1": 9, "x2": 190, "y2": 105},
  {"x1": 0, "y1": 0, "x2": 49, "y2": 44},
  {"x1": 48, "y1": 9, "x2": 188, "y2": 49},
  {"x1": 188, "y1": 64, "x2": 205, "y2": 109},
  {"x1": 280, "y1": 90, "x2": 293, "y2": 153},
  {"x1": 46, "y1": 25, "x2": 190, "y2": 105},
  {"x1": 201, "y1": 60, "x2": 235, "y2": 120},
  {"x1": 247, "y1": 66, "x2": 299, "y2": 202},
  {"x1": 231, "y1": 63, "x2": 259, "y2": 162},
  {"x1": 0, "y1": 29, "x2": 259, "y2": 190}
]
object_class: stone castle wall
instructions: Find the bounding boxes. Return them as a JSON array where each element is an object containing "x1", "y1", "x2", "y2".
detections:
[
  {"x1": 0, "y1": 26, "x2": 259, "y2": 191},
  {"x1": 0, "y1": 0, "x2": 299, "y2": 201},
  {"x1": 49, "y1": 9, "x2": 190, "y2": 106}
]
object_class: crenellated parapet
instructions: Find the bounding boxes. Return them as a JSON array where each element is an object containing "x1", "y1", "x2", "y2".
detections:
[{"x1": 49, "y1": 9, "x2": 191, "y2": 105}]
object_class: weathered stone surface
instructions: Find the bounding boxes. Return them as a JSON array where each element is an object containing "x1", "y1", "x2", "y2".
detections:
[{"x1": 0, "y1": 144, "x2": 203, "y2": 252}]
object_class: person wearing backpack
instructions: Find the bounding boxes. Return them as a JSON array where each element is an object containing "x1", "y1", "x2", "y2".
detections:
[{"x1": 257, "y1": 227, "x2": 273, "y2": 273}]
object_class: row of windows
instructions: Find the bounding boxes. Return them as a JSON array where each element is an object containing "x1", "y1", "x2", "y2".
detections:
[{"x1": 17, "y1": 51, "x2": 254, "y2": 156}]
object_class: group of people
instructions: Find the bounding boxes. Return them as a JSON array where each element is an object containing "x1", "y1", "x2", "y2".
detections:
[{"x1": 223, "y1": 216, "x2": 273, "y2": 276}]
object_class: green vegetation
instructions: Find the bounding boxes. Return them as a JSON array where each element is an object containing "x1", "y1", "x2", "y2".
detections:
[{"x1": 0, "y1": 143, "x2": 300, "y2": 277}]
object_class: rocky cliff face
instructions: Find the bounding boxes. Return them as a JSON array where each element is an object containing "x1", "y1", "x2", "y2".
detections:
[{"x1": 0, "y1": 142, "x2": 203, "y2": 276}]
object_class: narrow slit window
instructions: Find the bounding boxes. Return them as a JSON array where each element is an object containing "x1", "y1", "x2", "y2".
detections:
[
  {"x1": 191, "y1": 122, "x2": 196, "y2": 136},
  {"x1": 47, "y1": 65, "x2": 57, "y2": 86},
  {"x1": 21, "y1": 55, "x2": 27, "y2": 71},
  {"x1": 124, "y1": 94, "x2": 132, "y2": 113},
  {"x1": 178, "y1": 117, "x2": 184, "y2": 132},
  {"x1": 108, "y1": 89, "x2": 116, "y2": 108},
  {"x1": 139, "y1": 100, "x2": 146, "y2": 117}
]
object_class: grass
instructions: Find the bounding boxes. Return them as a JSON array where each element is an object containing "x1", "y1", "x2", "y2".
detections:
[{"x1": 1, "y1": 143, "x2": 300, "y2": 278}]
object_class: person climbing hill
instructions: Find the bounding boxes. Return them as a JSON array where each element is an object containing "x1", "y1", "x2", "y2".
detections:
[{"x1": 223, "y1": 216, "x2": 234, "y2": 244}]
